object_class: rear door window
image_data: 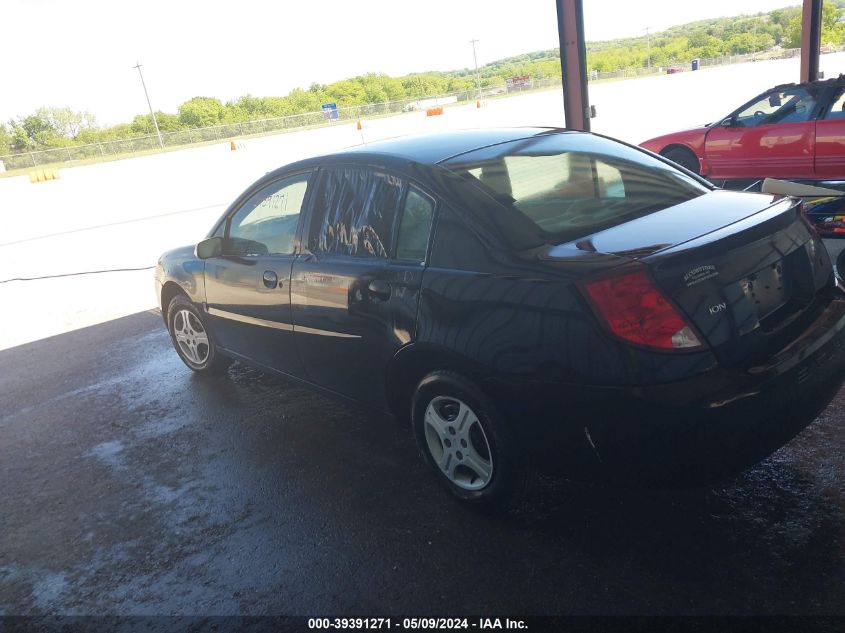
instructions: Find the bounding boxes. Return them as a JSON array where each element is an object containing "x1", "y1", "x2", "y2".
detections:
[{"x1": 309, "y1": 167, "x2": 402, "y2": 258}]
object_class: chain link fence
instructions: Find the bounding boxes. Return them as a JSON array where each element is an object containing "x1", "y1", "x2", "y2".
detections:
[
  {"x1": 2, "y1": 46, "x2": 841, "y2": 173},
  {"x1": 0, "y1": 88, "x2": 489, "y2": 172}
]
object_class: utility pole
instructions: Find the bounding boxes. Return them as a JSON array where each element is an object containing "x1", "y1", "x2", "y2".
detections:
[
  {"x1": 132, "y1": 61, "x2": 164, "y2": 149},
  {"x1": 645, "y1": 27, "x2": 651, "y2": 71},
  {"x1": 469, "y1": 38, "x2": 482, "y2": 101}
]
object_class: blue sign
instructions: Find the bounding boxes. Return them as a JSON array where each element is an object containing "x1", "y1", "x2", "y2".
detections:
[{"x1": 321, "y1": 103, "x2": 339, "y2": 121}]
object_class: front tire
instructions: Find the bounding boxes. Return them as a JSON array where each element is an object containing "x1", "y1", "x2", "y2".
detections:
[
  {"x1": 411, "y1": 371, "x2": 532, "y2": 510},
  {"x1": 166, "y1": 294, "x2": 231, "y2": 374},
  {"x1": 661, "y1": 146, "x2": 700, "y2": 175}
]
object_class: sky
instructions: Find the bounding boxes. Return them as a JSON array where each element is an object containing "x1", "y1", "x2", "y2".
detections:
[{"x1": 2, "y1": 0, "x2": 800, "y2": 126}]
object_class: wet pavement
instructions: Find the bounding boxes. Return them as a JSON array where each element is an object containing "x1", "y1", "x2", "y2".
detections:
[{"x1": 1, "y1": 310, "x2": 844, "y2": 617}]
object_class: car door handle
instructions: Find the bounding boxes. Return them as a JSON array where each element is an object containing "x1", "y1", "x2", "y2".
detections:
[
  {"x1": 368, "y1": 279, "x2": 391, "y2": 299},
  {"x1": 262, "y1": 270, "x2": 279, "y2": 288}
]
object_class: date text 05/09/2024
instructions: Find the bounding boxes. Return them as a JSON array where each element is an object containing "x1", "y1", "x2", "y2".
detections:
[{"x1": 307, "y1": 618, "x2": 528, "y2": 630}]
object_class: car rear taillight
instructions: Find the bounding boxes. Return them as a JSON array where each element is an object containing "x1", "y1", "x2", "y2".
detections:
[{"x1": 584, "y1": 270, "x2": 702, "y2": 351}]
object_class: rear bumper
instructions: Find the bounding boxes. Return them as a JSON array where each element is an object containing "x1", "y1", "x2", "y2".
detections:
[{"x1": 489, "y1": 290, "x2": 845, "y2": 484}]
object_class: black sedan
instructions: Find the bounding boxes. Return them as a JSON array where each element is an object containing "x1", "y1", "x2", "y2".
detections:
[{"x1": 156, "y1": 128, "x2": 845, "y2": 509}]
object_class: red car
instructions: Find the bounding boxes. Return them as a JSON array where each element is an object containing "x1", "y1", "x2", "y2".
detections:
[{"x1": 640, "y1": 75, "x2": 845, "y2": 182}]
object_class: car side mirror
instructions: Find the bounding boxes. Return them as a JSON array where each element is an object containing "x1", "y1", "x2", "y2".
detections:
[
  {"x1": 196, "y1": 236, "x2": 223, "y2": 259},
  {"x1": 720, "y1": 117, "x2": 734, "y2": 128}
]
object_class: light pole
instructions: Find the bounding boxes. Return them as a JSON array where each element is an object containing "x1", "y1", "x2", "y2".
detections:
[
  {"x1": 469, "y1": 38, "x2": 482, "y2": 101},
  {"x1": 132, "y1": 61, "x2": 164, "y2": 149},
  {"x1": 645, "y1": 27, "x2": 651, "y2": 71}
]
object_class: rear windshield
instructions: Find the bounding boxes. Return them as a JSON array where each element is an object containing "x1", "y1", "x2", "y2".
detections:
[{"x1": 443, "y1": 133, "x2": 709, "y2": 244}]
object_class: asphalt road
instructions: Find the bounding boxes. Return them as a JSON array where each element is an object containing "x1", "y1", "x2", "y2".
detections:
[{"x1": 1, "y1": 307, "x2": 845, "y2": 620}]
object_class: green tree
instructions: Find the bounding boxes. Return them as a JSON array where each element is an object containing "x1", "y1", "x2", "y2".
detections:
[
  {"x1": 131, "y1": 112, "x2": 181, "y2": 134},
  {"x1": 90, "y1": 123, "x2": 135, "y2": 141},
  {"x1": 727, "y1": 32, "x2": 757, "y2": 54},
  {"x1": 33, "y1": 107, "x2": 96, "y2": 139},
  {"x1": 771, "y1": 7, "x2": 801, "y2": 28},
  {"x1": 324, "y1": 80, "x2": 367, "y2": 106},
  {"x1": 0, "y1": 123, "x2": 11, "y2": 156},
  {"x1": 785, "y1": 3, "x2": 844, "y2": 47},
  {"x1": 287, "y1": 88, "x2": 321, "y2": 112},
  {"x1": 10, "y1": 124, "x2": 32, "y2": 151},
  {"x1": 178, "y1": 97, "x2": 226, "y2": 127},
  {"x1": 261, "y1": 96, "x2": 295, "y2": 117},
  {"x1": 9, "y1": 114, "x2": 56, "y2": 149}
]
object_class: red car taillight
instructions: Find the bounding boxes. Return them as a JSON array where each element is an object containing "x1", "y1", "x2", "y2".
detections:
[{"x1": 584, "y1": 270, "x2": 702, "y2": 351}]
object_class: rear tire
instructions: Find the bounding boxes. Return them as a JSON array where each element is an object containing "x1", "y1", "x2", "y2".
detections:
[
  {"x1": 662, "y1": 146, "x2": 700, "y2": 175},
  {"x1": 411, "y1": 371, "x2": 532, "y2": 511},
  {"x1": 166, "y1": 294, "x2": 231, "y2": 375}
]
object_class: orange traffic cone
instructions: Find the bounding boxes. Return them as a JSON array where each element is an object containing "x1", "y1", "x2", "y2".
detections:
[
  {"x1": 356, "y1": 120, "x2": 362, "y2": 131},
  {"x1": 230, "y1": 140, "x2": 237, "y2": 151},
  {"x1": 476, "y1": 100, "x2": 481, "y2": 108}
]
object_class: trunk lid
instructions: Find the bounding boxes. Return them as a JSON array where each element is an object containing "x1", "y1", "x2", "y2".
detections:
[{"x1": 563, "y1": 190, "x2": 833, "y2": 366}]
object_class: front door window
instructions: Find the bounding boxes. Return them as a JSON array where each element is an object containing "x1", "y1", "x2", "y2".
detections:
[
  {"x1": 734, "y1": 87, "x2": 819, "y2": 127},
  {"x1": 228, "y1": 175, "x2": 309, "y2": 256}
]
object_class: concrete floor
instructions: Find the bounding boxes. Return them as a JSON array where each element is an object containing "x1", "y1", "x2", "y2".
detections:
[{"x1": 1, "y1": 310, "x2": 844, "y2": 617}]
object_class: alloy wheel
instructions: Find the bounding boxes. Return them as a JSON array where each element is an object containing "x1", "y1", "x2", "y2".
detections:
[
  {"x1": 423, "y1": 396, "x2": 493, "y2": 491},
  {"x1": 172, "y1": 309, "x2": 210, "y2": 366}
]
